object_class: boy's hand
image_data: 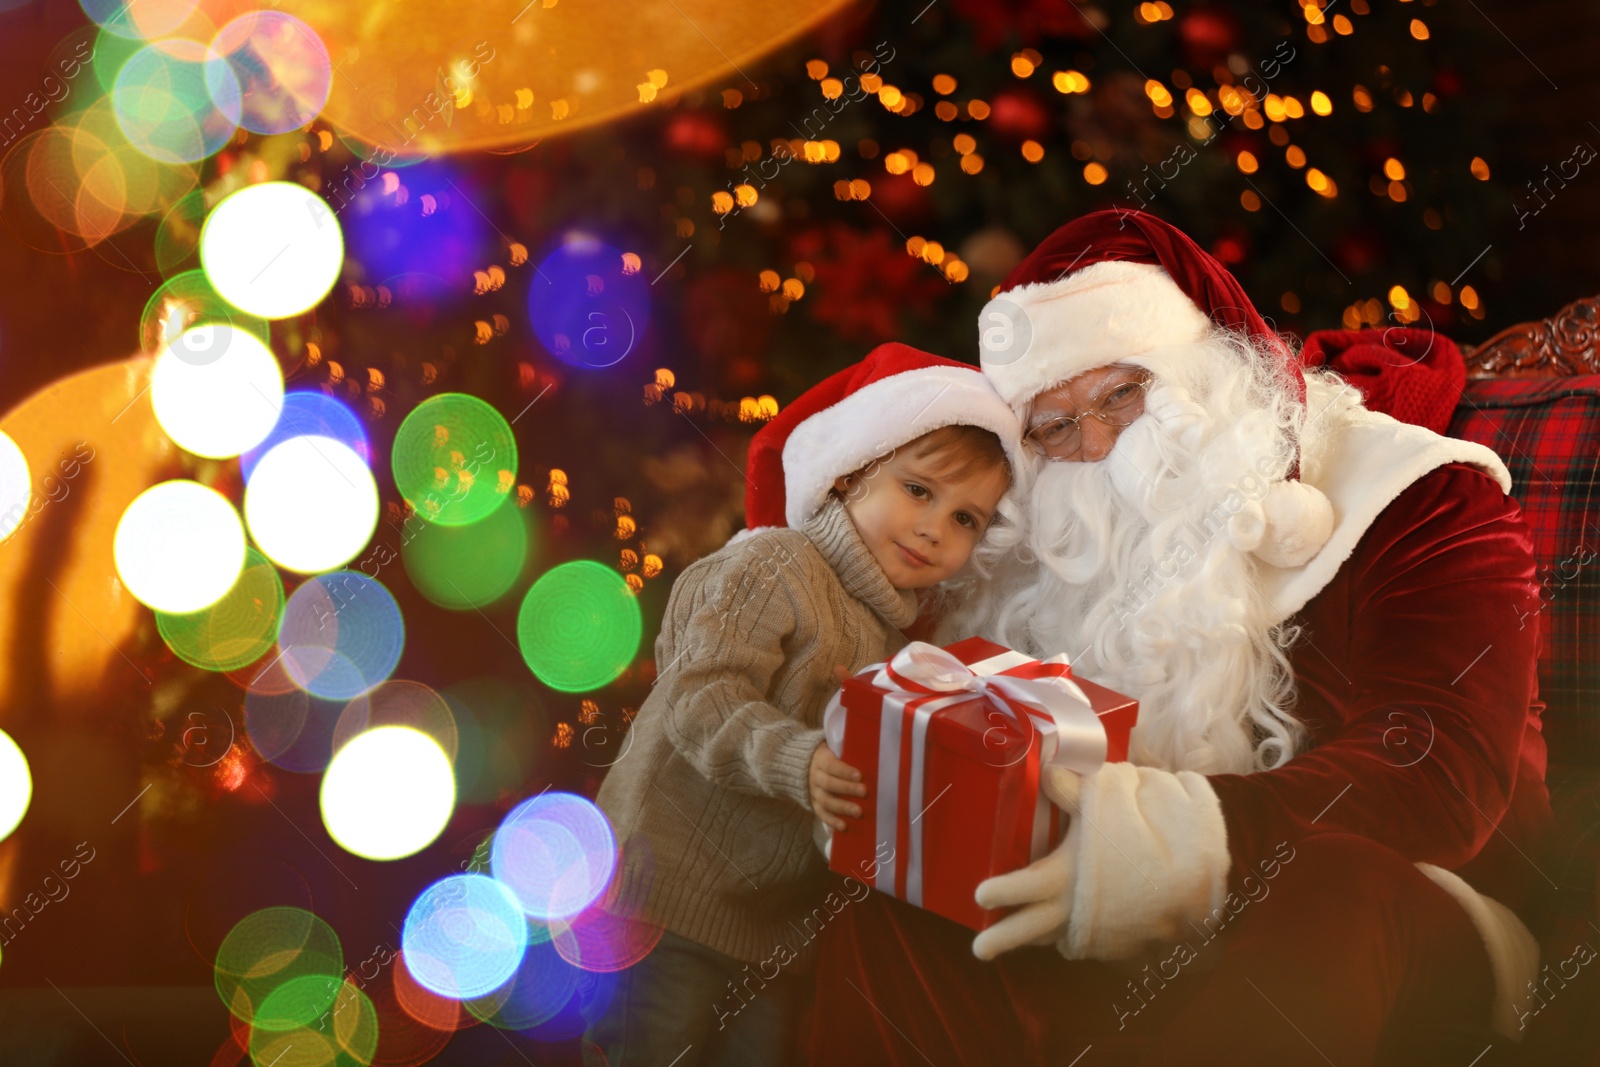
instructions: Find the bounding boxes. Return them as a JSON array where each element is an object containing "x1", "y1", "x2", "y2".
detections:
[{"x1": 809, "y1": 741, "x2": 867, "y2": 832}]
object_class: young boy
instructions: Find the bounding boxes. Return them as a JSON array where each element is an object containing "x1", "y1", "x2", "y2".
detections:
[{"x1": 584, "y1": 344, "x2": 1025, "y2": 1066}]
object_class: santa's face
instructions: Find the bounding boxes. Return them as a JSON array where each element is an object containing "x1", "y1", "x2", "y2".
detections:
[
  {"x1": 1024, "y1": 363, "x2": 1152, "y2": 463},
  {"x1": 948, "y1": 333, "x2": 1314, "y2": 775},
  {"x1": 835, "y1": 449, "x2": 1009, "y2": 590}
]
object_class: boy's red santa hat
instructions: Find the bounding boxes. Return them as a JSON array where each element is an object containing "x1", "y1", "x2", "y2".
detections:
[
  {"x1": 745, "y1": 342, "x2": 1024, "y2": 531},
  {"x1": 978, "y1": 209, "x2": 1333, "y2": 569}
]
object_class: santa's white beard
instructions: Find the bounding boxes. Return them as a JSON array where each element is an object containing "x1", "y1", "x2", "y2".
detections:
[{"x1": 940, "y1": 334, "x2": 1341, "y2": 776}]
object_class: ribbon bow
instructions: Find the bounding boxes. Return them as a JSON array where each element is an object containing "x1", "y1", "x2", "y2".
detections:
[{"x1": 870, "y1": 642, "x2": 1106, "y2": 776}]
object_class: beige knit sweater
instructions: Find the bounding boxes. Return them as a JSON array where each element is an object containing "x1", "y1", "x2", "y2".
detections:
[{"x1": 595, "y1": 496, "x2": 917, "y2": 971}]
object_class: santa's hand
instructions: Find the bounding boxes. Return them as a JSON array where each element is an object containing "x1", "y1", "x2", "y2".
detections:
[
  {"x1": 972, "y1": 844, "x2": 1074, "y2": 960},
  {"x1": 974, "y1": 762, "x2": 1233, "y2": 963},
  {"x1": 971, "y1": 765, "x2": 1084, "y2": 960},
  {"x1": 1040, "y1": 762, "x2": 1084, "y2": 810}
]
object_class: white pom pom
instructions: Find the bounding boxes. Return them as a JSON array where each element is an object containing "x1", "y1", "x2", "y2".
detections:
[
  {"x1": 1253, "y1": 481, "x2": 1335, "y2": 569},
  {"x1": 1227, "y1": 499, "x2": 1267, "y2": 552}
]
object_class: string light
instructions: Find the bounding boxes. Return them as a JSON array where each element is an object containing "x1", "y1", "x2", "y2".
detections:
[{"x1": 1052, "y1": 71, "x2": 1090, "y2": 94}]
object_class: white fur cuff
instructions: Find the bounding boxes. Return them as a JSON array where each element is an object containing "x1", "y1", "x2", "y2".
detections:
[
  {"x1": 1414, "y1": 863, "x2": 1540, "y2": 1041},
  {"x1": 1061, "y1": 762, "x2": 1231, "y2": 960}
]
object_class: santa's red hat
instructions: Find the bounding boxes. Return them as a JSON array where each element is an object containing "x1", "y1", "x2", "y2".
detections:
[
  {"x1": 978, "y1": 209, "x2": 1333, "y2": 569},
  {"x1": 745, "y1": 342, "x2": 1024, "y2": 531}
]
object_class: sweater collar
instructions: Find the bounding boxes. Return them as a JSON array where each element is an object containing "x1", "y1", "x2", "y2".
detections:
[{"x1": 801, "y1": 496, "x2": 920, "y2": 630}]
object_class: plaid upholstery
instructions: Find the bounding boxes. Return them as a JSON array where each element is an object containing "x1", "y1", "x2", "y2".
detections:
[{"x1": 1446, "y1": 376, "x2": 1600, "y2": 770}]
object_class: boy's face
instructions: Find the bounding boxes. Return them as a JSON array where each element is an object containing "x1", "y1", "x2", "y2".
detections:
[{"x1": 835, "y1": 450, "x2": 1008, "y2": 590}]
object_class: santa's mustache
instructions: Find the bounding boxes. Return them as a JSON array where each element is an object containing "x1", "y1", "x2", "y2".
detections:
[{"x1": 1022, "y1": 411, "x2": 1175, "y2": 575}]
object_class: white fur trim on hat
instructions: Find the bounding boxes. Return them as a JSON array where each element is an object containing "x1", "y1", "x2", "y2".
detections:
[
  {"x1": 780, "y1": 365, "x2": 1024, "y2": 529},
  {"x1": 979, "y1": 260, "x2": 1214, "y2": 412}
]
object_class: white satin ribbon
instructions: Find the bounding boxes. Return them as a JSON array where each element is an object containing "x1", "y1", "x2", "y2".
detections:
[{"x1": 824, "y1": 642, "x2": 1105, "y2": 906}]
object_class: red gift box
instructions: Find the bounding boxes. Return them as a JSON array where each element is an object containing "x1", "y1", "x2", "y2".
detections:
[{"x1": 823, "y1": 637, "x2": 1138, "y2": 931}]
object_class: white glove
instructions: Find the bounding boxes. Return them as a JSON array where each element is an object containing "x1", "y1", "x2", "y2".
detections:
[{"x1": 972, "y1": 762, "x2": 1231, "y2": 962}]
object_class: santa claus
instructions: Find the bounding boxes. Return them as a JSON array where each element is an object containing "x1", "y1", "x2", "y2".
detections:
[{"x1": 807, "y1": 211, "x2": 1551, "y2": 1065}]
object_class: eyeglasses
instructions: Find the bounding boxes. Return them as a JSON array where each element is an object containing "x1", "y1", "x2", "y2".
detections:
[{"x1": 1023, "y1": 375, "x2": 1152, "y2": 460}]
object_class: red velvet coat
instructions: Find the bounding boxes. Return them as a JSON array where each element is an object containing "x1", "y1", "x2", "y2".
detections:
[{"x1": 1209, "y1": 461, "x2": 1552, "y2": 920}]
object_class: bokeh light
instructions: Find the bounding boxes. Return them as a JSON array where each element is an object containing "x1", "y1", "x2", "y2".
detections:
[
  {"x1": 153, "y1": 188, "x2": 206, "y2": 276},
  {"x1": 367, "y1": 956, "x2": 457, "y2": 1063},
  {"x1": 332, "y1": 680, "x2": 458, "y2": 766},
  {"x1": 138, "y1": 268, "x2": 270, "y2": 358},
  {"x1": 490, "y1": 792, "x2": 617, "y2": 921},
  {"x1": 64, "y1": 92, "x2": 204, "y2": 231},
  {"x1": 89, "y1": 24, "x2": 142, "y2": 95},
  {"x1": 248, "y1": 1024, "x2": 338, "y2": 1067},
  {"x1": 112, "y1": 40, "x2": 241, "y2": 164},
  {"x1": 462, "y1": 936, "x2": 579, "y2": 1031},
  {"x1": 278, "y1": 572, "x2": 404, "y2": 700},
  {"x1": 334, "y1": 126, "x2": 431, "y2": 172},
  {"x1": 549, "y1": 902, "x2": 663, "y2": 973},
  {"x1": 341, "y1": 164, "x2": 492, "y2": 290},
  {"x1": 320, "y1": 726, "x2": 455, "y2": 861},
  {"x1": 243, "y1": 436, "x2": 379, "y2": 574},
  {"x1": 155, "y1": 545, "x2": 284, "y2": 671},
  {"x1": 244, "y1": 686, "x2": 346, "y2": 774},
  {"x1": 391, "y1": 393, "x2": 517, "y2": 527},
  {"x1": 0, "y1": 430, "x2": 30, "y2": 544},
  {"x1": 0, "y1": 730, "x2": 32, "y2": 843},
  {"x1": 4, "y1": 106, "x2": 199, "y2": 256},
  {"x1": 152, "y1": 324, "x2": 284, "y2": 458},
  {"x1": 113, "y1": 480, "x2": 245, "y2": 613},
  {"x1": 200, "y1": 181, "x2": 344, "y2": 319},
  {"x1": 401, "y1": 496, "x2": 529, "y2": 609},
  {"x1": 527, "y1": 235, "x2": 651, "y2": 370},
  {"x1": 331, "y1": 981, "x2": 381, "y2": 1062},
  {"x1": 252, "y1": 972, "x2": 342, "y2": 1032},
  {"x1": 80, "y1": 0, "x2": 199, "y2": 40},
  {"x1": 212, "y1": 12, "x2": 332, "y2": 134},
  {"x1": 24, "y1": 125, "x2": 124, "y2": 245},
  {"x1": 517, "y1": 966, "x2": 616, "y2": 1042},
  {"x1": 213, "y1": 906, "x2": 342, "y2": 1025},
  {"x1": 240, "y1": 391, "x2": 368, "y2": 483},
  {"x1": 249, "y1": 980, "x2": 378, "y2": 1067},
  {"x1": 516, "y1": 561, "x2": 641, "y2": 692},
  {"x1": 392, "y1": 949, "x2": 466, "y2": 1034},
  {"x1": 402, "y1": 874, "x2": 527, "y2": 1000}
]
